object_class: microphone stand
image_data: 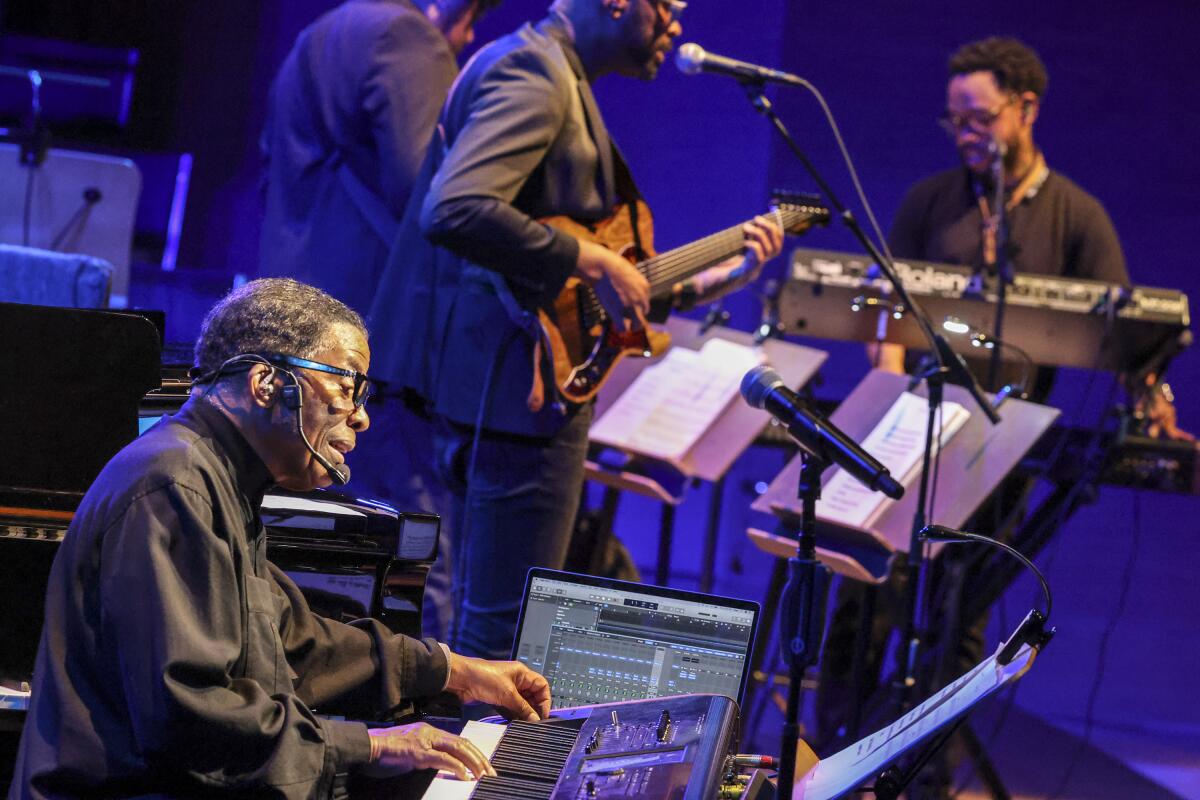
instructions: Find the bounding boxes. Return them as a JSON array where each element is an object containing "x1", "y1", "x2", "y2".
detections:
[
  {"x1": 735, "y1": 80, "x2": 1000, "y2": 730},
  {"x1": 985, "y1": 153, "x2": 1012, "y2": 393},
  {"x1": 767, "y1": 393, "x2": 903, "y2": 799},
  {"x1": 774, "y1": 450, "x2": 832, "y2": 800}
]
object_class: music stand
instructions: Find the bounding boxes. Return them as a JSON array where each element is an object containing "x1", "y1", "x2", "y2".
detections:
[
  {"x1": 0, "y1": 143, "x2": 141, "y2": 307},
  {"x1": 743, "y1": 369, "x2": 1057, "y2": 768},
  {"x1": 585, "y1": 316, "x2": 826, "y2": 587},
  {"x1": 752, "y1": 369, "x2": 1060, "y2": 581},
  {"x1": 793, "y1": 641, "x2": 1041, "y2": 799}
]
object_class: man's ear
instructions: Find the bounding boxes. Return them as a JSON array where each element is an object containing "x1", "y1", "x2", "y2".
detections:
[
  {"x1": 248, "y1": 364, "x2": 278, "y2": 409},
  {"x1": 1020, "y1": 92, "x2": 1039, "y2": 126}
]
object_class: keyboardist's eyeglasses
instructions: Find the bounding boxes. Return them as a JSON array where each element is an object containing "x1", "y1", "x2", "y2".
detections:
[
  {"x1": 265, "y1": 353, "x2": 375, "y2": 409},
  {"x1": 938, "y1": 96, "x2": 1018, "y2": 135}
]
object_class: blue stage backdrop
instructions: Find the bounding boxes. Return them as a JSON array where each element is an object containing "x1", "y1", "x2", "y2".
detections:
[
  {"x1": 5, "y1": 0, "x2": 1197, "y2": 752},
  {"x1": 470, "y1": 0, "x2": 1200, "y2": 746}
]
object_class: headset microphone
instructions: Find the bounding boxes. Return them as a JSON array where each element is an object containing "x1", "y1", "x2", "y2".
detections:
[
  {"x1": 309, "y1": 442, "x2": 351, "y2": 486},
  {"x1": 278, "y1": 371, "x2": 350, "y2": 486}
]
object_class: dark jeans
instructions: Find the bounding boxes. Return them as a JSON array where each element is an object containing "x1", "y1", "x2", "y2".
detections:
[{"x1": 436, "y1": 405, "x2": 593, "y2": 660}]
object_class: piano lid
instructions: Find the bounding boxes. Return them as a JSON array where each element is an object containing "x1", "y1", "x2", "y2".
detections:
[{"x1": 0, "y1": 302, "x2": 160, "y2": 512}]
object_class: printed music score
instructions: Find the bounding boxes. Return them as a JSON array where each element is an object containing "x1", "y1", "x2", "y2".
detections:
[
  {"x1": 590, "y1": 337, "x2": 766, "y2": 463},
  {"x1": 817, "y1": 392, "x2": 969, "y2": 529},
  {"x1": 795, "y1": 644, "x2": 1036, "y2": 799}
]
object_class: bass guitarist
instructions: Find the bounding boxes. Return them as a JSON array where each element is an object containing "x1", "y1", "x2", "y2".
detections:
[{"x1": 370, "y1": 0, "x2": 784, "y2": 659}]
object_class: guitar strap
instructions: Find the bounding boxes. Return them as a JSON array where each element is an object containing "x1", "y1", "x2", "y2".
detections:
[{"x1": 611, "y1": 143, "x2": 647, "y2": 255}]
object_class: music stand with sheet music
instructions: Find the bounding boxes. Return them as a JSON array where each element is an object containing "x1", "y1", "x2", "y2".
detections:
[
  {"x1": 751, "y1": 369, "x2": 1060, "y2": 582},
  {"x1": 584, "y1": 316, "x2": 827, "y2": 588},
  {"x1": 743, "y1": 368, "x2": 1058, "y2": 757},
  {"x1": 793, "y1": 639, "x2": 1043, "y2": 799},
  {"x1": 0, "y1": 143, "x2": 141, "y2": 307}
]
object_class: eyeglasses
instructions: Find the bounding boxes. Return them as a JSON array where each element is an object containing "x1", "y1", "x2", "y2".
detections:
[
  {"x1": 938, "y1": 96, "x2": 1018, "y2": 135},
  {"x1": 656, "y1": 0, "x2": 686, "y2": 23},
  {"x1": 266, "y1": 353, "x2": 375, "y2": 409}
]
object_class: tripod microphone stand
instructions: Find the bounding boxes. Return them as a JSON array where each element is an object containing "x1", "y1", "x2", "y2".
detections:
[
  {"x1": 730, "y1": 78, "x2": 1000, "y2": 725},
  {"x1": 741, "y1": 366, "x2": 904, "y2": 800}
]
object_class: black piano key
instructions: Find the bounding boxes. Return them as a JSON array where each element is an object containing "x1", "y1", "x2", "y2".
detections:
[
  {"x1": 471, "y1": 774, "x2": 556, "y2": 800},
  {"x1": 480, "y1": 719, "x2": 581, "y2": 789}
]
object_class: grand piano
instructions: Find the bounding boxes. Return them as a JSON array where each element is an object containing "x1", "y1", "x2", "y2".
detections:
[{"x1": 0, "y1": 301, "x2": 439, "y2": 691}]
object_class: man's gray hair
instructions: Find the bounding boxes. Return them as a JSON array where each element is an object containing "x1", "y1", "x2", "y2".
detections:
[{"x1": 193, "y1": 278, "x2": 366, "y2": 380}]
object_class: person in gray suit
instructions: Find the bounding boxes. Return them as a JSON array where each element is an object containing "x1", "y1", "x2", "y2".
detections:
[
  {"x1": 259, "y1": 0, "x2": 498, "y2": 642},
  {"x1": 259, "y1": 0, "x2": 496, "y2": 316},
  {"x1": 370, "y1": 0, "x2": 784, "y2": 659}
]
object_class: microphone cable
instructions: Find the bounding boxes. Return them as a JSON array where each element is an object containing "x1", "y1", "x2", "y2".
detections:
[
  {"x1": 1044, "y1": 490, "x2": 1142, "y2": 800},
  {"x1": 773, "y1": 74, "x2": 898, "y2": 309}
]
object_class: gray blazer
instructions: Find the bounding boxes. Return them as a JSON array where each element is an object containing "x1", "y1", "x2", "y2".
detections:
[
  {"x1": 370, "y1": 16, "x2": 625, "y2": 437},
  {"x1": 259, "y1": 0, "x2": 458, "y2": 316}
]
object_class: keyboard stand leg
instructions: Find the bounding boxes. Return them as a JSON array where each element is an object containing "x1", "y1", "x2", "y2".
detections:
[
  {"x1": 700, "y1": 476, "x2": 726, "y2": 594},
  {"x1": 656, "y1": 502, "x2": 676, "y2": 586}
]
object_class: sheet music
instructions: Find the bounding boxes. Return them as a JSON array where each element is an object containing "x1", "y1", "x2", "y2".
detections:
[
  {"x1": 590, "y1": 337, "x2": 765, "y2": 462},
  {"x1": 817, "y1": 392, "x2": 969, "y2": 529},
  {"x1": 420, "y1": 720, "x2": 507, "y2": 800},
  {"x1": 797, "y1": 645, "x2": 1036, "y2": 800}
]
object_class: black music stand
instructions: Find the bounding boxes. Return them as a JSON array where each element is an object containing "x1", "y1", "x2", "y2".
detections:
[
  {"x1": 790, "y1": 640, "x2": 1042, "y2": 799},
  {"x1": 752, "y1": 370, "x2": 1059, "y2": 580},
  {"x1": 583, "y1": 316, "x2": 826, "y2": 588}
]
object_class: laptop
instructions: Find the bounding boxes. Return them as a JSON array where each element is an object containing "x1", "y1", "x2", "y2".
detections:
[{"x1": 511, "y1": 568, "x2": 760, "y2": 710}]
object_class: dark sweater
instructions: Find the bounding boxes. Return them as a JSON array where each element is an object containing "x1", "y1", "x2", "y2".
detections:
[
  {"x1": 888, "y1": 166, "x2": 1129, "y2": 284},
  {"x1": 10, "y1": 399, "x2": 448, "y2": 799}
]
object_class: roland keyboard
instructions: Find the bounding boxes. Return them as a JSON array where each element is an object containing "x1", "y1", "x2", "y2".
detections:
[{"x1": 781, "y1": 247, "x2": 1191, "y2": 373}]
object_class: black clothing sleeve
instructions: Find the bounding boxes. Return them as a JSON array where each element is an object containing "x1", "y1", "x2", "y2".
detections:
[
  {"x1": 270, "y1": 563, "x2": 449, "y2": 719},
  {"x1": 98, "y1": 480, "x2": 372, "y2": 797}
]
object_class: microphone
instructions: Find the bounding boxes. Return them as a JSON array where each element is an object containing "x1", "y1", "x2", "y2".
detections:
[
  {"x1": 305, "y1": 437, "x2": 350, "y2": 485},
  {"x1": 280, "y1": 377, "x2": 351, "y2": 486},
  {"x1": 741, "y1": 366, "x2": 904, "y2": 499},
  {"x1": 675, "y1": 43, "x2": 806, "y2": 88}
]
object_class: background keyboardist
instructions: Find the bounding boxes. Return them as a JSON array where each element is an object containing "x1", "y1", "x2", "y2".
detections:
[
  {"x1": 9, "y1": 278, "x2": 551, "y2": 799},
  {"x1": 872, "y1": 36, "x2": 1190, "y2": 438},
  {"x1": 817, "y1": 36, "x2": 1193, "y2": 789}
]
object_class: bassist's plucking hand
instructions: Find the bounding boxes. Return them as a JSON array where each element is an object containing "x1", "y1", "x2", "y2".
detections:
[{"x1": 576, "y1": 239, "x2": 651, "y2": 325}]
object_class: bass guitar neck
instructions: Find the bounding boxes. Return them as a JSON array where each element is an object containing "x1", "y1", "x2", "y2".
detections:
[{"x1": 537, "y1": 192, "x2": 829, "y2": 404}]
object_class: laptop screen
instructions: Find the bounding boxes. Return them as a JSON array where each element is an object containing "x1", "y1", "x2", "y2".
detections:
[{"x1": 512, "y1": 569, "x2": 759, "y2": 710}]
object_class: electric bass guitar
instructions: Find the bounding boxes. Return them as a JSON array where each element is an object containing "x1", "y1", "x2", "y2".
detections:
[{"x1": 536, "y1": 191, "x2": 829, "y2": 404}]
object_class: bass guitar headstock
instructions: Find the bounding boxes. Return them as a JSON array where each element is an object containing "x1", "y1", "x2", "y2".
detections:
[{"x1": 769, "y1": 190, "x2": 831, "y2": 235}]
